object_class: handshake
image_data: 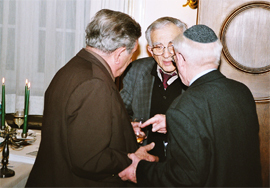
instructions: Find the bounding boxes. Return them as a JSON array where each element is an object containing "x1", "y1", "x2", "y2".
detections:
[{"x1": 118, "y1": 142, "x2": 158, "y2": 183}]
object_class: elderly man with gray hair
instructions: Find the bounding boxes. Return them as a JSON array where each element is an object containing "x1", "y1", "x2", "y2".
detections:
[
  {"x1": 26, "y1": 9, "x2": 157, "y2": 187},
  {"x1": 120, "y1": 17, "x2": 187, "y2": 162},
  {"x1": 119, "y1": 24, "x2": 262, "y2": 187}
]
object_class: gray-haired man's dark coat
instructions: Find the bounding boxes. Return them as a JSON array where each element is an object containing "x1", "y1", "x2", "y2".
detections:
[{"x1": 26, "y1": 49, "x2": 138, "y2": 187}]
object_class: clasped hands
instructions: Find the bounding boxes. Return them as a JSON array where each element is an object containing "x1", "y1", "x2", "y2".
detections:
[
  {"x1": 119, "y1": 114, "x2": 166, "y2": 183},
  {"x1": 118, "y1": 142, "x2": 158, "y2": 183}
]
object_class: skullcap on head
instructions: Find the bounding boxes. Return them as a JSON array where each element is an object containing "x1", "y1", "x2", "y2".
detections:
[{"x1": 183, "y1": 24, "x2": 218, "y2": 43}]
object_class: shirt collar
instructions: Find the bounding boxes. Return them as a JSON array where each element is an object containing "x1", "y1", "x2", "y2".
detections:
[
  {"x1": 156, "y1": 65, "x2": 178, "y2": 85},
  {"x1": 189, "y1": 68, "x2": 216, "y2": 86}
]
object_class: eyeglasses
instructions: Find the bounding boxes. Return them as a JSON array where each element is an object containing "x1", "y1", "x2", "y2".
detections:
[{"x1": 151, "y1": 45, "x2": 175, "y2": 56}]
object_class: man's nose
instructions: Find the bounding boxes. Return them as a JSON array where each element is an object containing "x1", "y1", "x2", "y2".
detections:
[{"x1": 162, "y1": 48, "x2": 171, "y2": 58}]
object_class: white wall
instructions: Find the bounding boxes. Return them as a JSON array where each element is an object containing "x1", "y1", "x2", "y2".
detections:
[{"x1": 131, "y1": 0, "x2": 198, "y2": 58}]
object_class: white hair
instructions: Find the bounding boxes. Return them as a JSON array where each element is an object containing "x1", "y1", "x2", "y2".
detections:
[
  {"x1": 145, "y1": 17, "x2": 187, "y2": 47},
  {"x1": 173, "y1": 33, "x2": 223, "y2": 66}
]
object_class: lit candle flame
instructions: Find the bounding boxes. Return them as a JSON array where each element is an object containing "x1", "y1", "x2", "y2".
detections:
[
  {"x1": 2, "y1": 77, "x2": 4, "y2": 85},
  {"x1": 25, "y1": 79, "x2": 28, "y2": 85},
  {"x1": 28, "y1": 82, "x2": 31, "y2": 88}
]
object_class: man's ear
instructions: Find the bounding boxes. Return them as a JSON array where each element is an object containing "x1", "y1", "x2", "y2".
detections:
[
  {"x1": 147, "y1": 45, "x2": 153, "y2": 56},
  {"x1": 175, "y1": 53, "x2": 184, "y2": 67},
  {"x1": 113, "y1": 47, "x2": 126, "y2": 64}
]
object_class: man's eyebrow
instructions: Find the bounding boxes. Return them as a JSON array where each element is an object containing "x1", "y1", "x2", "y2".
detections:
[{"x1": 152, "y1": 42, "x2": 163, "y2": 46}]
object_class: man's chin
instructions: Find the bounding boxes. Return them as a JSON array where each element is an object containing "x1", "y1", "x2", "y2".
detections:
[{"x1": 163, "y1": 67, "x2": 176, "y2": 73}]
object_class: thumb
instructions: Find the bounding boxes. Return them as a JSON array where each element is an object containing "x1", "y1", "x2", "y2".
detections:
[{"x1": 143, "y1": 142, "x2": 155, "y2": 152}]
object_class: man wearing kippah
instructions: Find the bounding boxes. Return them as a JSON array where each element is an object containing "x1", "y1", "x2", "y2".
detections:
[{"x1": 118, "y1": 24, "x2": 262, "y2": 187}]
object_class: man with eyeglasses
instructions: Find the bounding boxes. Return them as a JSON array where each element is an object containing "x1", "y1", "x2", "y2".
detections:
[{"x1": 120, "y1": 17, "x2": 187, "y2": 162}]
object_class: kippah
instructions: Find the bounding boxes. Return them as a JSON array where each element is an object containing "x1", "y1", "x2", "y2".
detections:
[{"x1": 183, "y1": 24, "x2": 218, "y2": 43}]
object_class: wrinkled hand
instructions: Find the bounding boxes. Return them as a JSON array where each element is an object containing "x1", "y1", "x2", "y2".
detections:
[
  {"x1": 118, "y1": 153, "x2": 140, "y2": 183},
  {"x1": 135, "y1": 142, "x2": 159, "y2": 162},
  {"x1": 131, "y1": 121, "x2": 146, "y2": 140},
  {"x1": 131, "y1": 121, "x2": 141, "y2": 130},
  {"x1": 141, "y1": 114, "x2": 167, "y2": 134},
  {"x1": 119, "y1": 143, "x2": 158, "y2": 183}
]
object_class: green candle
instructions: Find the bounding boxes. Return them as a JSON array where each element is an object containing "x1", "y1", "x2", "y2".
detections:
[
  {"x1": 1, "y1": 77, "x2": 5, "y2": 130},
  {"x1": 23, "y1": 81, "x2": 30, "y2": 135},
  {"x1": 24, "y1": 79, "x2": 28, "y2": 114}
]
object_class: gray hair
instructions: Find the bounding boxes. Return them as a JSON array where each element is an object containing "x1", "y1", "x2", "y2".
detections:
[
  {"x1": 172, "y1": 33, "x2": 223, "y2": 66},
  {"x1": 145, "y1": 17, "x2": 187, "y2": 47},
  {"x1": 85, "y1": 9, "x2": 141, "y2": 54}
]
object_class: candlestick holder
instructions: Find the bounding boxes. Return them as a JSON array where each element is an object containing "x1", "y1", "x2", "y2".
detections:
[
  {"x1": 0, "y1": 125, "x2": 36, "y2": 178},
  {"x1": 0, "y1": 133, "x2": 15, "y2": 178}
]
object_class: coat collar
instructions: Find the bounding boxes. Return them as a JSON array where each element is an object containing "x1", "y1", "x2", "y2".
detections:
[
  {"x1": 190, "y1": 70, "x2": 225, "y2": 88},
  {"x1": 77, "y1": 48, "x2": 115, "y2": 82}
]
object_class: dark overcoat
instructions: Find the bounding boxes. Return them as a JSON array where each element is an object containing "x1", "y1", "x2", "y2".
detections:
[
  {"x1": 137, "y1": 70, "x2": 262, "y2": 187},
  {"x1": 26, "y1": 49, "x2": 138, "y2": 187}
]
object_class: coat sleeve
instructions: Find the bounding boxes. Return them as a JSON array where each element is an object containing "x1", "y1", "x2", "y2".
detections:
[
  {"x1": 66, "y1": 79, "x2": 131, "y2": 180},
  {"x1": 137, "y1": 107, "x2": 212, "y2": 187}
]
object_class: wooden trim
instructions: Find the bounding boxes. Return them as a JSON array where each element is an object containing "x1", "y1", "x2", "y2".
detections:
[{"x1": 220, "y1": 2, "x2": 270, "y2": 74}]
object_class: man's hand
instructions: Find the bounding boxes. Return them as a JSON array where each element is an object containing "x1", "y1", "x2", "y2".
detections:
[
  {"x1": 118, "y1": 153, "x2": 140, "y2": 183},
  {"x1": 141, "y1": 114, "x2": 167, "y2": 134},
  {"x1": 131, "y1": 121, "x2": 146, "y2": 143},
  {"x1": 119, "y1": 143, "x2": 158, "y2": 183},
  {"x1": 135, "y1": 142, "x2": 159, "y2": 162},
  {"x1": 131, "y1": 121, "x2": 142, "y2": 134}
]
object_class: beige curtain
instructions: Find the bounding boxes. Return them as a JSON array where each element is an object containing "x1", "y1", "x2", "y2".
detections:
[{"x1": 0, "y1": 0, "x2": 139, "y2": 115}]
